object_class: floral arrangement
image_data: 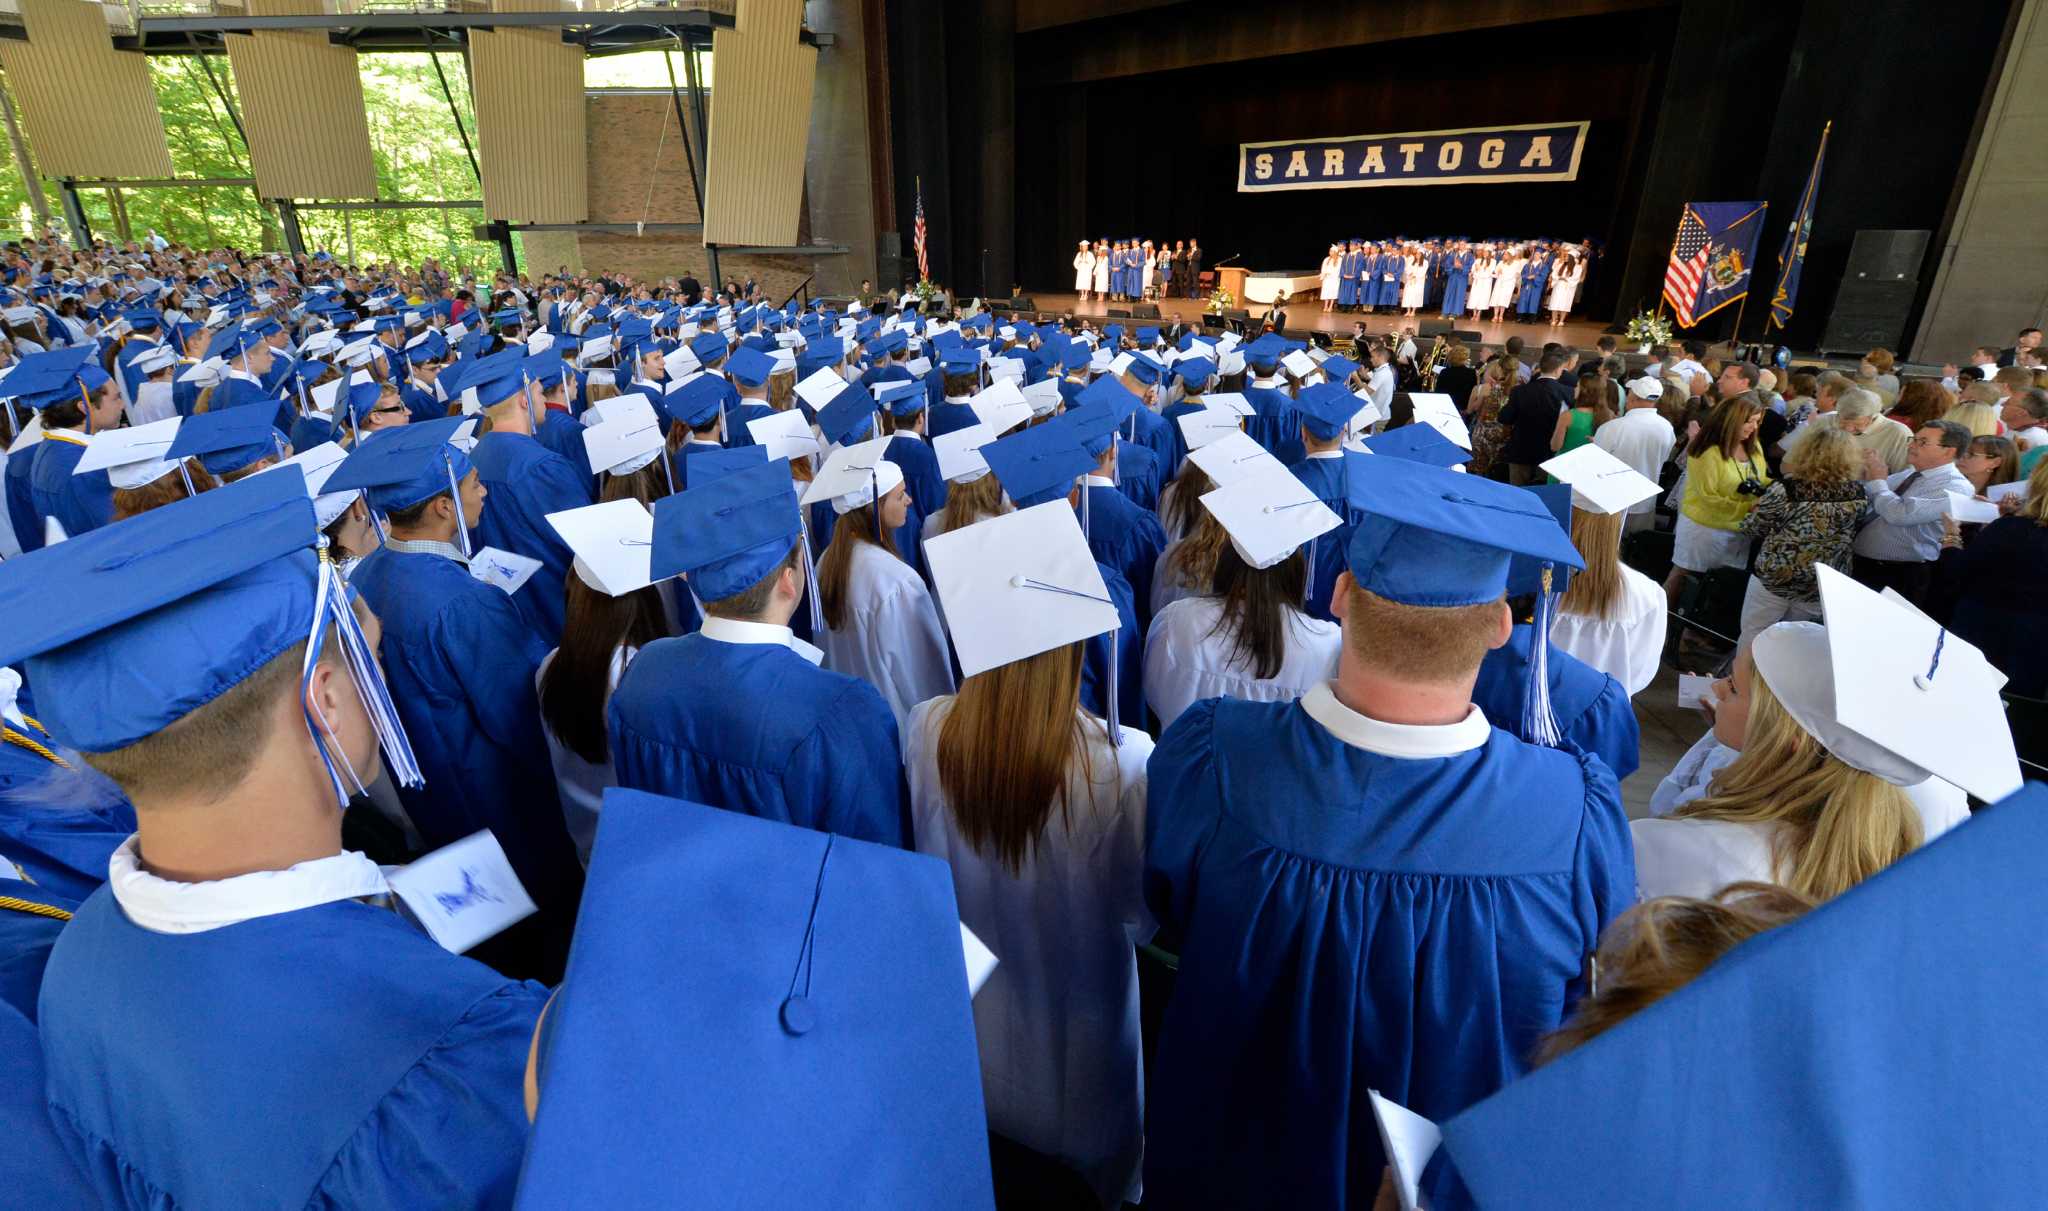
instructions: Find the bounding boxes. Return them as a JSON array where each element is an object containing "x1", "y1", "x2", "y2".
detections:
[
  {"x1": 910, "y1": 278, "x2": 947, "y2": 308},
  {"x1": 1624, "y1": 310, "x2": 1674, "y2": 348},
  {"x1": 1205, "y1": 287, "x2": 1236, "y2": 314}
]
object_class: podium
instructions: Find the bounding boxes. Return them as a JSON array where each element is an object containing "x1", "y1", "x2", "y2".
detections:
[{"x1": 1215, "y1": 266, "x2": 1250, "y2": 306}]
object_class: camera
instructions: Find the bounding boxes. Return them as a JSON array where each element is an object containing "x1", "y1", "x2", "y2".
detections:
[{"x1": 1735, "y1": 477, "x2": 1767, "y2": 497}]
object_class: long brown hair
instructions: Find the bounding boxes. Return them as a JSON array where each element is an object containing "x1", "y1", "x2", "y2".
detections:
[
  {"x1": 599, "y1": 458, "x2": 674, "y2": 510},
  {"x1": 1164, "y1": 508, "x2": 1230, "y2": 596},
  {"x1": 111, "y1": 459, "x2": 217, "y2": 522},
  {"x1": 1572, "y1": 372, "x2": 1616, "y2": 428},
  {"x1": 1162, "y1": 460, "x2": 1214, "y2": 539},
  {"x1": 1890, "y1": 379, "x2": 1951, "y2": 430},
  {"x1": 1208, "y1": 543, "x2": 1307, "y2": 680},
  {"x1": 940, "y1": 473, "x2": 1005, "y2": 534},
  {"x1": 537, "y1": 576, "x2": 670, "y2": 764},
  {"x1": 1686, "y1": 393, "x2": 1764, "y2": 461},
  {"x1": 935, "y1": 643, "x2": 1094, "y2": 874},
  {"x1": 1557, "y1": 506, "x2": 1625, "y2": 621},
  {"x1": 817, "y1": 502, "x2": 898, "y2": 631}
]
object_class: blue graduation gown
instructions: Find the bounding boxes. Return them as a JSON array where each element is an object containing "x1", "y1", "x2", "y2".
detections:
[
  {"x1": 1113, "y1": 438, "x2": 1161, "y2": 513},
  {"x1": 39, "y1": 888, "x2": 546, "y2": 1210},
  {"x1": 1242, "y1": 385, "x2": 1306, "y2": 466},
  {"x1": 6, "y1": 442, "x2": 43, "y2": 553},
  {"x1": 1519, "y1": 258, "x2": 1552, "y2": 315},
  {"x1": 885, "y1": 433, "x2": 949, "y2": 520},
  {"x1": 723, "y1": 401, "x2": 775, "y2": 449},
  {"x1": 0, "y1": 718, "x2": 135, "y2": 899},
  {"x1": 607, "y1": 634, "x2": 908, "y2": 846},
  {"x1": 1158, "y1": 401, "x2": 1205, "y2": 484},
  {"x1": 468, "y1": 430, "x2": 594, "y2": 647},
  {"x1": 928, "y1": 400, "x2": 978, "y2": 439},
  {"x1": 211, "y1": 375, "x2": 296, "y2": 433},
  {"x1": 171, "y1": 377, "x2": 205, "y2": 419},
  {"x1": 28, "y1": 434, "x2": 111, "y2": 539},
  {"x1": 1126, "y1": 405, "x2": 1176, "y2": 488},
  {"x1": 288, "y1": 414, "x2": 335, "y2": 454},
  {"x1": 402, "y1": 381, "x2": 444, "y2": 426},
  {"x1": 1338, "y1": 252, "x2": 1361, "y2": 306},
  {"x1": 349, "y1": 547, "x2": 580, "y2": 911},
  {"x1": 1287, "y1": 452, "x2": 1366, "y2": 624},
  {"x1": 1471, "y1": 623, "x2": 1642, "y2": 781},
  {"x1": 1142, "y1": 697, "x2": 1635, "y2": 1209},
  {"x1": 1442, "y1": 253, "x2": 1471, "y2": 314},
  {"x1": 0, "y1": 884, "x2": 96, "y2": 1211},
  {"x1": 1078, "y1": 481, "x2": 1168, "y2": 629},
  {"x1": 1079, "y1": 560, "x2": 1146, "y2": 731},
  {"x1": 534, "y1": 410, "x2": 596, "y2": 492},
  {"x1": 1378, "y1": 255, "x2": 1404, "y2": 307}
]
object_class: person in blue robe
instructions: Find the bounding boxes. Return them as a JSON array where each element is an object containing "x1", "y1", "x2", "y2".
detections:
[
  {"x1": 1158, "y1": 356, "x2": 1218, "y2": 484},
  {"x1": 1079, "y1": 559, "x2": 1147, "y2": 732},
  {"x1": 330, "y1": 421, "x2": 583, "y2": 922},
  {"x1": 1063, "y1": 394, "x2": 1169, "y2": 628},
  {"x1": 720, "y1": 345, "x2": 782, "y2": 450},
  {"x1": 0, "y1": 882, "x2": 98, "y2": 1211},
  {"x1": 0, "y1": 691, "x2": 136, "y2": 899},
  {"x1": 1288, "y1": 383, "x2": 1372, "y2": 624},
  {"x1": 1441, "y1": 243, "x2": 1472, "y2": 317},
  {"x1": 1518, "y1": 247, "x2": 1552, "y2": 317},
  {"x1": 1115, "y1": 354, "x2": 1178, "y2": 491},
  {"x1": 685, "y1": 330, "x2": 743, "y2": 427},
  {"x1": 1378, "y1": 247, "x2": 1405, "y2": 309},
  {"x1": 1338, "y1": 241, "x2": 1361, "y2": 308},
  {"x1": 876, "y1": 384, "x2": 951, "y2": 528},
  {"x1": 928, "y1": 348, "x2": 982, "y2": 438},
  {"x1": 608, "y1": 462, "x2": 908, "y2": 846},
  {"x1": 0, "y1": 470, "x2": 548, "y2": 1211},
  {"x1": 464, "y1": 364, "x2": 595, "y2": 645},
  {"x1": 1141, "y1": 455, "x2": 1634, "y2": 1209},
  {"x1": 1240, "y1": 339, "x2": 1306, "y2": 466},
  {"x1": 24, "y1": 356, "x2": 122, "y2": 541},
  {"x1": 1471, "y1": 621, "x2": 1641, "y2": 781}
]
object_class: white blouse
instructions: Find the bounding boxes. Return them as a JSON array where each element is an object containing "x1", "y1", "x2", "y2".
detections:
[
  {"x1": 1548, "y1": 564, "x2": 1667, "y2": 698},
  {"x1": 1143, "y1": 594, "x2": 1342, "y2": 730}
]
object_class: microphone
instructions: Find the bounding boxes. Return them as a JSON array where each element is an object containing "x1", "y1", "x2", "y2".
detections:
[{"x1": 1214, "y1": 252, "x2": 1242, "y2": 268}]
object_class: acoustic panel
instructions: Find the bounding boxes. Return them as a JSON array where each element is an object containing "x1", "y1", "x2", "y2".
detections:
[
  {"x1": 701, "y1": 0, "x2": 817, "y2": 246},
  {"x1": 225, "y1": 0, "x2": 377, "y2": 200},
  {"x1": 470, "y1": 26, "x2": 588, "y2": 223},
  {"x1": 0, "y1": 0, "x2": 173, "y2": 179}
]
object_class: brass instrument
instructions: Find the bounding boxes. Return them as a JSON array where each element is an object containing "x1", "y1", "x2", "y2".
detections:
[{"x1": 1418, "y1": 334, "x2": 1447, "y2": 389}]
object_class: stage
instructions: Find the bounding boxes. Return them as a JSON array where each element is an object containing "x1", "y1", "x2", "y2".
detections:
[{"x1": 1017, "y1": 291, "x2": 1616, "y2": 351}]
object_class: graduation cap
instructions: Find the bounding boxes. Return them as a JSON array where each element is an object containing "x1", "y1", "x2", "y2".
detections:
[
  {"x1": 650, "y1": 458, "x2": 805, "y2": 599},
  {"x1": 324, "y1": 417, "x2": 479, "y2": 551},
  {"x1": 517, "y1": 786, "x2": 996, "y2": 1209},
  {"x1": 1293, "y1": 381, "x2": 1363, "y2": 443},
  {"x1": 488, "y1": 307, "x2": 524, "y2": 329},
  {"x1": 1175, "y1": 402, "x2": 1245, "y2": 452},
  {"x1": 1429, "y1": 781, "x2": 2048, "y2": 1209},
  {"x1": 0, "y1": 469, "x2": 419, "y2": 800},
  {"x1": 546, "y1": 498, "x2": 669, "y2": 598},
  {"x1": 1362, "y1": 423, "x2": 1469, "y2": 468},
  {"x1": 690, "y1": 330, "x2": 729, "y2": 365},
  {"x1": 803, "y1": 437, "x2": 901, "y2": 516},
  {"x1": 1201, "y1": 465, "x2": 1342, "y2": 572},
  {"x1": 1320, "y1": 354, "x2": 1363, "y2": 384},
  {"x1": 745, "y1": 408, "x2": 822, "y2": 464},
  {"x1": 74, "y1": 417, "x2": 190, "y2": 493},
  {"x1": 967, "y1": 379, "x2": 1031, "y2": 436},
  {"x1": 685, "y1": 444, "x2": 770, "y2": 488},
  {"x1": 166, "y1": 405, "x2": 286, "y2": 476},
  {"x1": 933, "y1": 422, "x2": 995, "y2": 484},
  {"x1": 726, "y1": 346, "x2": 775, "y2": 389},
  {"x1": 1174, "y1": 356, "x2": 1217, "y2": 390},
  {"x1": 876, "y1": 380, "x2": 926, "y2": 418},
  {"x1": 666, "y1": 373, "x2": 727, "y2": 431},
  {"x1": 981, "y1": 422, "x2": 1093, "y2": 509},
  {"x1": 583, "y1": 394, "x2": 671, "y2": 482},
  {"x1": 1539, "y1": 443, "x2": 1661, "y2": 518},
  {"x1": 816, "y1": 383, "x2": 879, "y2": 447},
  {"x1": 258, "y1": 441, "x2": 361, "y2": 530},
  {"x1": 1186, "y1": 431, "x2": 1284, "y2": 488}
]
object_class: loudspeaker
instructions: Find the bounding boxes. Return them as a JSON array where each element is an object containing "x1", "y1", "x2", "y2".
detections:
[
  {"x1": 1820, "y1": 280, "x2": 1916, "y2": 353},
  {"x1": 1107, "y1": 308, "x2": 1132, "y2": 318},
  {"x1": 1417, "y1": 318, "x2": 1455, "y2": 336},
  {"x1": 1452, "y1": 329, "x2": 1484, "y2": 344},
  {"x1": 1131, "y1": 303, "x2": 1161, "y2": 319},
  {"x1": 1842, "y1": 229, "x2": 1930, "y2": 282},
  {"x1": 876, "y1": 231, "x2": 905, "y2": 290}
]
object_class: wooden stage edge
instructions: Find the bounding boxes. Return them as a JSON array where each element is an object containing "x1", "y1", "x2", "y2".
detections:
[{"x1": 1013, "y1": 291, "x2": 1616, "y2": 350}]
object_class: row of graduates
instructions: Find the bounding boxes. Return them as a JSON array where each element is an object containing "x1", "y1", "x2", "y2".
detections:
[
  {"x1": 1323, "y1": 236, "x2": 1590, "y2": 319},
  {"x1": 1070, "y1": 238, "x2": 1200, "y2": 302},
  {"x1": 0, "y1": 273, "x2": 2036, "y2": 1208}
]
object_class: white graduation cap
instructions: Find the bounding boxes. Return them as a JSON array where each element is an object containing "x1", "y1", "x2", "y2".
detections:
[
  {"x1": 1176, "y1": 403, "x2": 1246, "y2": 452},
  {"x1": 795, "y1": 366, "x2": 846, "y2": 413},
  {"x1": 1204, "y1": 391, "x2": 1257, "y2": 418},
  {"x1": 905, "y1": 355, "x2": 933, "y2": 379},
  {"x1": 800, "y1": 435, "x2": 896, "y2": 511},
  {"x1": 447, "y1": 320, "x2": 473, "y2": 343},
  {"x1": 986, "y1": 356, "x2": 1024, "y2": 384},
  {"x1": 968, "y1": 379, "x2": 1032, "y2": 435},
  {"x1": 663, "y1": 344, "x2": 701, "y2": 380},
  {"x1": 1348, "y1": 391, "x2": 1385, "y2": 436},
  {"x1": 933, "y1": 422, "x2": 995, "y2": 484},
  {"x1": 2, "y1": 305, "x2": 36, "y2": 325},
  {"x1": 301, "y1": 329, "x2": 342, "y2": 357},
  {"x1": 1089, "y1": 348, "x2": 1114, "y2": 374},
  {"x1": 1201, "y1": 465, "x2": 1342, "y2": 570},
  {"x1": 337, "y1": 338, "x2": 378, "y2": 369},
  {"x1": 260, "y1": 441, "x2": 360, "y2": 528},
  {"x1": 583, "y1": 399, "x2": 668, "y2": 478},
  {"x1": 75, "y1": 416, "x2": 183, "y2": 490},
  {"x1": 576, "y1": 334, "x2": 615, "y2": 366},
  {"x1": 545, "y1": 498, "x2": 667, "y2": 598},
  {"x1": 1539, "y1": 443, "x2": 1661, "y2": 516},
  {"x1": 526, "y1": 332, "x2": 555, "y2": 356},
  {"x1": 1218, "y1": 349, "x2": 1247, "y2": 376},
  {"x1": 1216, "y1": 331, "x2": 1243, "y2": 351},
  {"x1": 1187, "y1": 431, "x2": 1283, "y2": 486},
  {"x1": 1108, "y1": 352, "x2": 1136, "y2": 379},
  {"x1": 131, "y1": 344, "x2": 178, "y2": 375},
  {"x1": 585, "y1": 368, "x2": 617, "y2": 389},
  {"x1": 769, "y1": 348, "x2": 797, "y2": 376},
  {"x1": 309, "y1": 377, "x2": 344, "y2": 418},
  {"x1": 1281, "y1": 349, "x2": 1318, "y2": 380},
  {"x1": 1411, "y1": 403, "x2": 1473, "y2": 451},
  {"x1": 1020, "y1": 377, "x2": 1064, "y2": 418},
  {"x1": 923, "y1": 500, "x2": 1120, "y2": 681},
  {"x1": 746, "y1": 408, "x2": 822, "y2": 463},
  {"x1": 1771, "y1": 566, "x2": 2024, "y2": 803}
]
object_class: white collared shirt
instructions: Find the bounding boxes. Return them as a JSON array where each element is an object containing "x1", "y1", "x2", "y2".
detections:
[
  {"x1": 108, "y1": 837, "x2": 390, "y2": 935},
  {"x1": 1298, "y1": 681, "x2": 1492, "y2": 758},
  {"x1": 1305, "y1": 449, "x2": 1342, "y2": 461},
  {"x1": 699, "y1": 614, "x2": 823, "y2": 665}
]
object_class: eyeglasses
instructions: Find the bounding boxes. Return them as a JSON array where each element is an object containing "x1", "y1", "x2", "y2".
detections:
[{"x1": 1907, "y1": 438, "x2": 1948, "y2": 449}]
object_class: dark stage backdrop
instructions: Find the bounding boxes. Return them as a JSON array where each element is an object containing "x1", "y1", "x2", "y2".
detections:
[{"x1": 1015, "y1": 10, "x2": 1671, "y2": 320}]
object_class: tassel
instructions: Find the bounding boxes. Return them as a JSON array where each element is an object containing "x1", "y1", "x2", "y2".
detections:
[
  {"x1": 1106, "y1": 620, "x2": 1122, "y2": 749},
  {"x1": 306, "y1": 540, "x2": 424, "y2": 804},
  {"x1": 444, "y1": 451, "x2": 473, "y2": 559},
  {"x1": 798, "y1": 509, "x2": 824, "y2": 635},
  {"x1": 1522, "y1": 563, "x2": 1562, "y2": 747}
]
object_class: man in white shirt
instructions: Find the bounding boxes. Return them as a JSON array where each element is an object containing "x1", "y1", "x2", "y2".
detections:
[
  {"x1": 1366, "y1": 343, "x2": 1396, "y2": 414},
  {"x1": 1670, "y1": 339, "x2": 1709, "y2": 388},
  {"x1": 1852, "y1": 419, "x2": 1972, "y2": 604},
  {"x1": 2004, "y1": 387, "x2": 2048, "y2": 451},
  {"x1": 1593, "y1": 376, "x2": 1677, "y2": 533}
]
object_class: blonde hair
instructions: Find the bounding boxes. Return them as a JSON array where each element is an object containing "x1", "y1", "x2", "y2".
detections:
[
  {"x1": 2016, "y1": 456, "x2": 2048, "y2": 527},
  {"x1": 935, "y1": 644, "x2": 1096, "y2": 874},
  {"x1": 1536, "y1": 883, "x2": 1812, "y2": 1065},
  {"x1": 1781, "y1": 424, "x2": 1860, "y2": 483},
  {"x1": 1558, "y1": 507, "x2": 1625, "y2": 621},
  {"x1": 1941, "y1": 400, "x2": 2001, "y2": 438},
  {"x1": 939, "y1": 473, "x2": 1006, "y2": 534},
  {"x1": 1675, "y1": 665, "x2": 1921, "y2": 901}
]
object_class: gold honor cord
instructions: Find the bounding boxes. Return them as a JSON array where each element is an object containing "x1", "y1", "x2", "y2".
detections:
[
  {"x1": 3, "y1": 717, "x2": 70, "y2": 769},
  {"x1": 0, "y1": 895, "x2": 72, "y2": 922}
]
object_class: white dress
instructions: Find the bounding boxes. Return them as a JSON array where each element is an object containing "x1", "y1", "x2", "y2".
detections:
[
  {"x1": 821, "y1": 540, "x2": 956, "y2": 733},
  {"x1": 1401, "y1": 261, "x2": 1427, "y2": 309},
  {"x1": 905, "y1": 698, "x2": 1154, "y2": 1208},
  {"x1": 1548, "y1": 264, "x2": 1583, "y2": 313},
  {"x1": 1140, "y1": 253, "x2": 1155, "y2": 295},
  {"x1": 1074, "y1": 250, "x2": 1096, "y2": 292},
  {"x1": 1319, "y1": 256, "x2": 1342, "y2": 301},
  {"x1": 1142, "y1": 595, "x2": 1343, "y2": 730},
  {"x1": 1490, "y1": 259, "x2": 1525, "y2": 309},
  {"x1": 535, "y1": 643, "x2": 635, "y2": 867},
  {"x1": 1092, "y1": 254, "x2": 1110, "y2": 295},
  {"x1": 1547, "y1": 565, "x2": 1667, "y2": 697},
  {"x1": 128, "y1": 380, "x2": 177, "y2": 427}
]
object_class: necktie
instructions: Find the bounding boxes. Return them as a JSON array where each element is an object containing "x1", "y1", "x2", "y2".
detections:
[{"x1": 1897, "y1": 471, "x2": 1922, "y2": 493}]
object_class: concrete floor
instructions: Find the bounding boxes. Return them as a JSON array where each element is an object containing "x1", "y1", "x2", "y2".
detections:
[{"x1": 1621, "y1": 664, "x2": 1709, "y2": 819}]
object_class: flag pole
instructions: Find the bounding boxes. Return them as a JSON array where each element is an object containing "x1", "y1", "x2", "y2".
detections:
[{"x1": 1730, "y1": 201, "x2": 1767, "y2": 345}]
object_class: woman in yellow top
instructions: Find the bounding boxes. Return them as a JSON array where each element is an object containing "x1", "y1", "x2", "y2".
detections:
[{"x1": 1666, "y1": 393, "x2": 1770, "y2": 604}]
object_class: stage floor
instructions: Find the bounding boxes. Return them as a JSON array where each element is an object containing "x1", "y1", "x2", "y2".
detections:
[{"x1": 1021, "y1": 290, "x2": 1614, "y2": 350}]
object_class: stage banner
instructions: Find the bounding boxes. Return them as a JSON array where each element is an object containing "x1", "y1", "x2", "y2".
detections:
[{"x1": 1237, "y1": 121, "x2": 1589, "y2": 193}]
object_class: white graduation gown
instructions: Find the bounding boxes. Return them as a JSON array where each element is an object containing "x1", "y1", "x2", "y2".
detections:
[
  {"x1": 1548, "y1": 265, "x2": 1583, "y2": 312},
  {"x1": 1548, "y1": 565, "x2": 1667, "y2": 698},
  {"x1": 1073, "y1": 251, "x2": 1095, "y2": 292},
  {"x1": 1320, "y1": 257, "x2": 1342, "y2": 301},
  {"x1": 1142, "y1": 595, "x2": 1342, "y2": 730},
  {"x1": 904, "y1": 697, "x2": 1155, "y2": 1207},
  {"x1": 1401, "y1": 262, "x2": 1427, "y2": 309},
  {"x1": 128, "y1": 380, "x2": 176, "y2": 427},
  {"x1": 535, "y1": 643, "x2": 635, "y2": 866},
  {"x1": 1092, "y1": 256, "x2": 1110, "y2": 294},
  {"x1": 822, "y1": 541, "x2": 955, "y2": 733},
  {"x1": 1490, "y1": 259, "x2": 1524, "y2": 309}
]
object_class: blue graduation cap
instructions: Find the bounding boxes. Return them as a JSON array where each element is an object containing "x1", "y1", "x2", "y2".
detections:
[
  {"x1": 726, "y1": 346, "x2": 775, "y2": 389},
  {"x1": 121, "y1": 307, "x2": 161, "y2": 333},
  {"x1": 816, "y1": 383, "x2": 878, "y2": 446},
  {"x1": 1059, "y1": 341, "x2": 1091, "y2": 374},
  {"x1": 682, "y1": 444, "x2": 768, "y2": 488},
  {"x1": 877, "y1": 380, "x2": 925, "y2": 418},
  {"x1": 167, "y1": 405, "x2": 286, "y2": 476},
  {"x1": 1320, "y1": 354, "x2": 1363, "y2": 383},
  {"x1": 1123, "y1": 352, "x2": 1166, "y2": 387},
  {"x1": 937, "y1": 348, "x2": 979, "y2": 376},
  {"x1": 324, "y1": 417, "x2": 476, "y2": 544},
  {"x1": 690, "y1": 330, "x2": 729, "y2": 365},
  {"x1": 516, "y1": 787, "x2": 995, "y2": 1210},
  {"x1": 1362, "y1": 423, "x2": 1469, "y2": 468},
  {"x1": 371, "y1": 314, "x2": 404, "y2": 334},
  {"x1": 1292, "y1": 381, "x2": 1359, "y2": 443},
  {"x1": 666, "y1": 374, "x2": 727, "y2": 430},
  {"x1": 488, "y1": 307, "x2": 524, "y2": 329},
  {"x1": 1505, "y1": 483, "x2": 1577, "y2": 598},
  {"x1": 649, "y1": 457, "x2": 802, "y2": 597},
  {"x1": 869, "y1": 330, "x2": 908, "y2": 358},
  {"x1": 0, "y1": 469, "x2": 419, "y2": 800},
  {"x1": 1174, "y1": 357, "x2": 1217, "y2": 389},
  {"x1": 472, "y1": 370, "x2": 530, "y2": 410},
  {"x1": 981, "y1": 422, "x2": 1093, "y2": 509},
  {"x1": 1428, "y1": 782, "x2": 2048, "y2": 1210}
]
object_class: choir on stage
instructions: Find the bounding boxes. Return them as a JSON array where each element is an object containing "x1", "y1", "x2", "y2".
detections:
[{"x1": 0, "y1": 225, "x2": 2042, "y2": 1211}]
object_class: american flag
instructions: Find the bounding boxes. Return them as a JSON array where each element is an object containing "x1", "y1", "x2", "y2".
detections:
[
  {"x1": 1663, "y1": 208, "x2": 1711, "y2": 327},
  {"x1": 913, "y1": 177, "x2": 929, "y2": 282}
]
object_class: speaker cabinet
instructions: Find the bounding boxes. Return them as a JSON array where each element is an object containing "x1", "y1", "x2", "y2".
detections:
[
  {"x1": 1842, "y1": 229, "x2": 1930, "y2": 282},
  {"x1": 1131, "y1": 303, "x2": 1161, "y2": 319},
  {"x1": 1820, "y1": 280, "x2": 1917, "y2": 353}
]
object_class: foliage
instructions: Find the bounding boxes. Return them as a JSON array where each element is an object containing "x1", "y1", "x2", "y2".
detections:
[
  {"x1": 1624, "y1": 310, "x2": 1674, "y2": 348},
  {"x1": 1205, "y1": 287, "x2": 1235, "y2": 313},
  {"x1": 0, "y1": 52, "x2": 512, "y2": 270},
  {"x1": 910, "y1": 278, "x2": 945, "y2": 306}
]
